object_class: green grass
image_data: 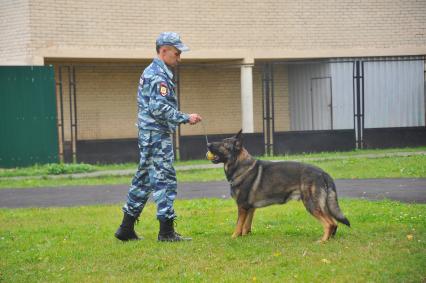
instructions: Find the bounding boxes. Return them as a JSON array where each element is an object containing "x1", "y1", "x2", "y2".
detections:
[
  {"x1": 0, "y1": 155, "x2": 425, "y2": 189},
  {"x1": 1, "y1": 146, "x2": 425, "y2": 178},
  {"x1": 0, "y1": 163, "x2": 124, "y2": 178},
  {"x1": 1, "y1": 199, "x2": 425, "y2": 282},
  {"x1": 266, "y1": 146, "x2": 426, "y2": 161},
  {"x1": 308, "y1": 155, "x2": 426, "y2": 179}
]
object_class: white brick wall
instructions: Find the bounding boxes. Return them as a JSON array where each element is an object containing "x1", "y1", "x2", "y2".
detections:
[
  {"x1": 4, "y1": 0, "x2": 426, "y2": 141},
  {"x1": 2, "y1": 0, "x2": 425, "y2": 64},
  {"x1": 253, "y1": 65, "x2": 290, "y2": 133},
  {"x1": 179, "y1": 66, "x2": 242, "y2": 135},
  {"x1": 50, "y1": 61, "x2": 289, "y2": 140},
  {"x1": 52, "y1": 62, "x2": 146, "y2": 140},
  {"x1": 0, "y1": 0, "x2": 31, "y2": 64}
]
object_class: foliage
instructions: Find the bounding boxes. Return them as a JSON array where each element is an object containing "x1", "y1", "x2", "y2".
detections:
[{"x1": 45, "y1": 163, "x2": 95, "y2": 175}]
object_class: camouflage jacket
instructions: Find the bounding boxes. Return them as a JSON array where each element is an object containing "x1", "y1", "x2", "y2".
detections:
[{"x1": 137, "y1": 58, "x2": 189, "y2": 133}]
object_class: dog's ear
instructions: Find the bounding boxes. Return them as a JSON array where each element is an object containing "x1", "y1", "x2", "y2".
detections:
[
  {"x1": 234, "y1": 129, "x2": 243, "y2": 150},
  {"x1": 235, "y1": 129, "x2": 243, "y2": 139}
]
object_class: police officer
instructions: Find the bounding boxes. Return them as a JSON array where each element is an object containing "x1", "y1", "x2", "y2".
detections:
[{"x1": 115, "y1": 32, "x2": 202, "y2": 242}]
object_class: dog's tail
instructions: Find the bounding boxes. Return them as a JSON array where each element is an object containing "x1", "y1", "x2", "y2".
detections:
[{"x1": 323, "y1": 173, "x2": 351, "y2": 227}]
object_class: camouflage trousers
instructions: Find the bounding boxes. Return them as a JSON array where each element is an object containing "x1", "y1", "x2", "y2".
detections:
[{"x1": 123, "y1": 130, "x2": 177, "y2": 221}]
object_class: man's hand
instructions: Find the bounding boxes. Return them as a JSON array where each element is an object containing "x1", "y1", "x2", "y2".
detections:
[{"x1": 188, "y1": 113, "x2": 202, "y2": 125}]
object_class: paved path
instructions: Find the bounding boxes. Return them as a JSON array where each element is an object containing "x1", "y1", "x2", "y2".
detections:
[{"x1": 0, "y1": 178, "x2": 425, "y2": 208}]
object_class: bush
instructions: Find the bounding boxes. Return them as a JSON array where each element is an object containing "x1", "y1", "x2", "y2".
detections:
[{"x1": 46, "y1": 163, "x2": 95, "y2": 175}]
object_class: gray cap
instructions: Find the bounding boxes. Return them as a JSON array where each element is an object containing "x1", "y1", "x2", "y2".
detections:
[{"x1": 156, "y1": 32, "x2": 189, "y2": 52}]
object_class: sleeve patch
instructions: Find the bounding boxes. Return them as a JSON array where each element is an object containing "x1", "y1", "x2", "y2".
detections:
[{"x1": 159, "y1": 82, "x2": 168, "y2": 96}]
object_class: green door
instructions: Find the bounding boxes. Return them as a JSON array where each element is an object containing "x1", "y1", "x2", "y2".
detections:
[{"x1": 0, "y1": 66, "x2": 58, "y2": 168}]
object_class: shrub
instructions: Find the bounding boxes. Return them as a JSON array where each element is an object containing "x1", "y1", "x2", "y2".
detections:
[{"x1": 46, "y1": 163, "x2": 95, "y2": 175}]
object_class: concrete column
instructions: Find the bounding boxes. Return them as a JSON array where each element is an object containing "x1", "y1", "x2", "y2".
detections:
[{"x1": 241, "y1": 58, "x2": 254, "y2": 133}]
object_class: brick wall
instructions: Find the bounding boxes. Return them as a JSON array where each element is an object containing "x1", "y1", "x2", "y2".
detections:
[
  {"x1": 0, "y1": 0, "x2": 31, "y2": 64},
  {"x1": 2, "y1": 0, "x2": 425, "y2": 64},
  {"x1": 52, "y1": 63, "x2": 145, "y2": 141},
  {"x1": 51, "y1": 61, "x2": 289, "y2": 140},
  {"x1": 179, "y1": 65, "x2": 242, "y2": 136},
  {"x1": 253, "y1": 65, "x2": 290, "y2": 133}
]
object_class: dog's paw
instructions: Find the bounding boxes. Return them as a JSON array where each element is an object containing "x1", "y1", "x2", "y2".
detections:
[{"x1": 231, "y1": 232, "x2": 241, "y2": 239}]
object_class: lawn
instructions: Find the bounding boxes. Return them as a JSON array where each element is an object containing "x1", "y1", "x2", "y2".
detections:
[
  {"x1": 1, "y1": 146, "x2": 425, "y2": 178},
  {"x1": 1, "y1": 199, "x2": 425, "y2": 282},
  {"x1": 0, "y1": 155, "x2": 425, "y2": 189}
]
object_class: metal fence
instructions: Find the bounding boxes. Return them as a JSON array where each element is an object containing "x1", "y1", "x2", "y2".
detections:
[
  {"x1": 53, "y1": 56, "x2": 425, "y2": 163},
  {"x1": 0, "y1": 66, "x2": 58, "y2": 167},
  {"x1": 262, "y1": 56, "x2": 426, "y2": 156}
]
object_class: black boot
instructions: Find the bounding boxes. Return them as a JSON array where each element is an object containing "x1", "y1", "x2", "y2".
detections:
[
  {"x1": 158, "y1": 219, "x2": 192, "y2": 242},
  {"x1": 114, "y1": 213, "x2": 141, "y2": 241}
]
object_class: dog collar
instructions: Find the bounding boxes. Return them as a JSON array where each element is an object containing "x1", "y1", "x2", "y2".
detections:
[{"x1": 229, "y1": 160, "x2": 258, "y2": 188}]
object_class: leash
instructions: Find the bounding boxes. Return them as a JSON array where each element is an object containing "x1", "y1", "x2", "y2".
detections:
[{"x1": 200, "y1": 120, "x2": 209, "y2": 148}]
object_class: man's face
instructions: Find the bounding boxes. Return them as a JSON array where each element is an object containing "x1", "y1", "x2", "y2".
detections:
[{"x1": 160, "y1": 46, "x2": 181, "y2": 67}]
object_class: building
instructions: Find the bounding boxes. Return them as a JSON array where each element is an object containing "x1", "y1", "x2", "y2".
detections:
[{"x1": 1, "y1": 0, "x2": 425, "y2": 164}]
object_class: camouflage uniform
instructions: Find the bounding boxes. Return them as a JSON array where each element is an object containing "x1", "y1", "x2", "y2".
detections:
[{"x1": 123, "y1": 57, "x2": 190, "y2": 222}]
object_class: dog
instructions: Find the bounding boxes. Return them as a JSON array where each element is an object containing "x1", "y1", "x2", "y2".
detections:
[{"x1": 206, "y1": 130, "x2": 350, "y2": 242}]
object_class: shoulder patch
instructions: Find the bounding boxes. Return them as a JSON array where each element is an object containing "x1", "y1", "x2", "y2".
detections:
[{"x1": 159, "y1": 82, "x2": 168, "y2": 96}]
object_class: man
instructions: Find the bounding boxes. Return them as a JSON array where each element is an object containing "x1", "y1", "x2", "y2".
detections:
[{"x1": 115, "y1": 32, "x2": 202, "y2": 242}]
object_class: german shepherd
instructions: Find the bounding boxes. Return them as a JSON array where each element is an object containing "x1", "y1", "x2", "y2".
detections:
[{"x1": 206, "y1": 130, "x2": 350, "y2": 242}]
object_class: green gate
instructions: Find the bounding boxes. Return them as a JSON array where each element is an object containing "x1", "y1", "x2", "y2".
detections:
[{"x1": 0, "y1": 66, "x2": 58, "y2": 168}]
